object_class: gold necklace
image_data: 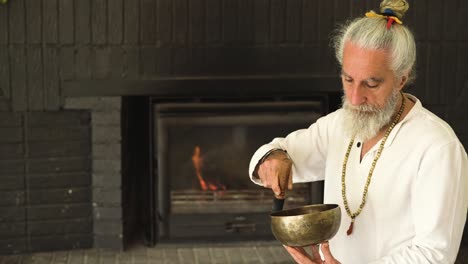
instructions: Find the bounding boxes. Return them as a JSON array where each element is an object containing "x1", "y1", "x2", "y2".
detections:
[{"x1": 341, "y1": 93, "x2": 406, "y2": 236}]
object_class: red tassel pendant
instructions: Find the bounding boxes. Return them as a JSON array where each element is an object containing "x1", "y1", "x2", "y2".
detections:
[{"x1": 346, "y1": 220, "x2": 354, "y2": 236}]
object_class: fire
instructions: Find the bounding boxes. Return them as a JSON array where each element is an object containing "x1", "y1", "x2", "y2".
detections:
[{"x1": 191, "y1": 146, "x2": 225, "y2": 191}]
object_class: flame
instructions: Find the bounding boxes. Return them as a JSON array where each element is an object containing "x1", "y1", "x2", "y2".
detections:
[{"x1": 191, "y1": 146, "x2": 225, "y2": 191}]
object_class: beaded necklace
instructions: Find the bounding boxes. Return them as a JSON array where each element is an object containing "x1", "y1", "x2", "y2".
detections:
[{"x1": 341, "y1": 93, "x2": 405, "y2": 235}]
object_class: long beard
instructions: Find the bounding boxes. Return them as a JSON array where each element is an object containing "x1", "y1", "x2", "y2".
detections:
[{"x1": 342, "y1": 89, "x2": 399, "y2": 141}]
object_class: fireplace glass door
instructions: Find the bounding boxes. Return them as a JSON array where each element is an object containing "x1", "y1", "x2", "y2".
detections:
[{"x1": 154, "y1": 100, "x2": 324, "y2": 241}]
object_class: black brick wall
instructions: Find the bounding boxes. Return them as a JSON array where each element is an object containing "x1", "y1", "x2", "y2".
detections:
[
  {"x1": 0, "y1": 0, "x2": 467, "y2": 254},
  {"x1": 0, "y1": 112, "x2": 92, "y2": 254}
]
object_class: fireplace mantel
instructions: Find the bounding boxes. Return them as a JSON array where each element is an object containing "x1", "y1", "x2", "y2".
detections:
[{"x1": 63, "y1": 75, "x2": 342, "y2": 97}]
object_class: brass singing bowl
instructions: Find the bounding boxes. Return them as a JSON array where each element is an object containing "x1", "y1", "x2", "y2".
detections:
[{"x1": 270, "y1": 204, "x2": 341, "y2": 247}]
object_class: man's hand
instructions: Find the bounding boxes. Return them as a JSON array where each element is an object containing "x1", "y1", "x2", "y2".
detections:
[
  {"x1": 284, "y1": 242, "x2": 341, "y2": 264},
  {"x1": 256, "y1": 150, "x2": 293, "y2": 198}
]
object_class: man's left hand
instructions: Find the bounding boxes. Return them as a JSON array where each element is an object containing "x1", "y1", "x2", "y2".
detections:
[{"x1": 284, "y1": 242, "x2": 341, "y2": 264}]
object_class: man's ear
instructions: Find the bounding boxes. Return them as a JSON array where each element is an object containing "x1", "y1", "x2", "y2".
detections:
[{"x1": 398, "y1": 74, "x2": 408, "y2": 90}]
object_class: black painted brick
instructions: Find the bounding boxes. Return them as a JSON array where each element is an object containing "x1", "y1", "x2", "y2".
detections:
[
  {"x1": 0, "y1": 143, "x2": 24, "y2": 159},
  {"x1": 28, "y1": 188, "x2": 91, "y2": 205},
  {"x1": 43, "y1": 47, "x2": 60, "y2": 110},
  {"x1": 75, "y1": 47, "x2": 92, "y2": 79},
  {"x1": 29, "y1": 111, "x2": 90, "y2": 127},
  {"x1": 29, "y1": 234, "x2": 93, "y2": 252},
  {"x1": 26, "y1": 46, "x2": 44, "y2": 111},
  {"x1": 205, "y1": 0, "x2": 221, "y2": 43},
  {"x1": 27, "y1": 173, "x2": 91, "y2": 189},
  {"x1": 29, "y1": 219, "x2": 92, "y2": 236},
  {"x1": 0, "y1": 238, "x2": 26, "y2": 254},
  {"x1": 0, "y1": 127, "x2": 23, "y2": 143},
  {"x1": 28, "y1": 126, "x2": 89, "y2": 142},
  {"x1": 28, "y1": 204, "x2": 92, "y2": 221},
  {"x1": 0, "y1": 175, "x2": 24, "y2": 191},
  {"x1": 28, "y1": 140, "x2": 90, "y2": 158},
  {"x1": 123, "y1": 0, "x2": 139, "y2": 44},
  {"x1": 75, "y1": 0, "x2": 91, "y2": 44},
  {"x1": 59, "y1": 47, "x2": 75, "y2": 81},
  {"x1": 11, "y1": 46, "x2": 27, "y2": 111},
  {"x1": 108, "y1": 0, "x2": 123, "y2": 44},
  {"x1": 237, "y1": 0, "x2": 253, "y2": 44},
  {"x1": 270, "y1": 0, "x2": 285, "y2": 43},
  {"x1": 43, "y1": 0, "x2": 58, "y2": 43},
  {"x1": 93, "y1": 188, "x2": 121, "y2": 205},
  {"x1": 110, "y1": 47, "x2": 125, "y2": 79},
  {"x1": 0, "y1": 191, "x2": 25, "y2": 206},
  {"x1": 94, "y1": 219, "x2": 122, "y2": 235},
  {"x1": 0, "y1": 3, "x2": 7, "y2": 44},
  {"x1": 92, "y1": 0, "x2": 107, "y2": 45},
  {"x1": 9, "y1": 0, "x2": 25, "y2": 44},
  {"x1": 59, "y1": 0, "x2": 74, "y2": 44},
  {"x1": 174, "y1": 0, "x2": 188, "y2": 44},
  {"x1": 93, "y1": 47, "x2": 111, "y2": 80},
  {"x1": 28, "y1": 157, "x2": 90, "y2": 174},
  {"x1": 189, "y1": 0, "x2": 204, "y2": 44},
  {"x1": 0, "y1": 48, "x2": 10, "y2": 100},
  {"x1": 0, "y1": 222, "x2": 26, "y2": 238},
  {"x1": 25, "y1": 0, "x2": 42, "y2": 43},
  {"x1": 0, "y1": 207, "x2": 25, "y2": 222},
  {"x1": 0, "y1": 113, "x2": 21, "y2": 127},
  {"x1": 0, "y1": 160, "x2": 25, "y2": 174},
  {"x1": 140, "y1": 0, "x2": 156, "y2": 44},
  {"x1": 254, "y1": 0, "x2": 268, "y2": 44},
  {"x1": 94, "y1": 234, "x2": 123, "y2": 249},
  {"x1": 157, "y1": 0, "x2": 173, "y2": 44},
  {"x1": 286, "y1": 0, "x2": 301, "y2": 43},
  {"x1": 93, "y1": 206, "x2": 122, "y2": 220}
]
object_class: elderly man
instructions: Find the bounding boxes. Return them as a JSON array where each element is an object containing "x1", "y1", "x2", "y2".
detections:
[{"x1": 249, "y1": 0, "x2": 468, "y2": 263}]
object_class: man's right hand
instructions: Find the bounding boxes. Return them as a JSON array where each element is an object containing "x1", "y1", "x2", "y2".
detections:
[{"x1": 256, "y1": 150, "x2": 293, "y2": 198}]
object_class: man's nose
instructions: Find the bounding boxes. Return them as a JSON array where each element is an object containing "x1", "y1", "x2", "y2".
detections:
[{"x1": 348, "y1": 85, "x2": 366, "y2": 105}]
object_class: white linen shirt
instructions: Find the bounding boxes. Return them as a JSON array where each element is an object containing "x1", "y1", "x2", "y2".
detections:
[{"x1": 249, "y1": 94, "x2": 468, "y2": 263}]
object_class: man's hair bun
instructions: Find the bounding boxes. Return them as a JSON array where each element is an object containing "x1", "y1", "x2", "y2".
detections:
[{"x1": 380, "y1": 0, "x2": 409, "y2": 18}]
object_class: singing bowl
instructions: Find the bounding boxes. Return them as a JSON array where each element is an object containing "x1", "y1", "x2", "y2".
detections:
[{"x1": 270, "y1": 204, "x2": 341, "y2": 247}]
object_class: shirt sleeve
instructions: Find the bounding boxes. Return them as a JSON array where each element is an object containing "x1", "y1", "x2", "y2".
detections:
[
  {"x1": 248, "y1": 111, "x2": 336, "y2": 186},
  {"x1": 369, "y1": 141, "x2": 468, "y2": 264}
]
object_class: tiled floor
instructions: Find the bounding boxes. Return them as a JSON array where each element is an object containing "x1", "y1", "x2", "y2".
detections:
[{"x1": 1, "y1": 242, "x2": 467, "y2": 264}]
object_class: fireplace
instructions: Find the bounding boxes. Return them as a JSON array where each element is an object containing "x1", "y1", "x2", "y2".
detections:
[
  {"x1": 118, "y1": 77, "x2": 342, "y2": 246},
  {"x1": 154, "y1": 100, "x2": 325, "y2": 241}
]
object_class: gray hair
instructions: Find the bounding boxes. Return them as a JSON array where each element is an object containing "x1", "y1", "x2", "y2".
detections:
[{"x1": 332, "y1": 6, "x2": 416, "y2": 84}]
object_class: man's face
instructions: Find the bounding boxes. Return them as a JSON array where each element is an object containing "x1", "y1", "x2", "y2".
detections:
[{"x1": 341, "y1": 41, "x2": 405, "y2": 141}]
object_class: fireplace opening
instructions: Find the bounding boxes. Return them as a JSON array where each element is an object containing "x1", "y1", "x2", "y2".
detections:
[
  {"x1": 155, "y1": 99, "x2": 326, "y2": 242},
  {"x1": 122, "y1": 91, "x2": 341, "y2": 247}
]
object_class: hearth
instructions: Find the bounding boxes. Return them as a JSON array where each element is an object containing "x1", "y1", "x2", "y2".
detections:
[{"x1": 154, "y1": 100, "x2": 325, "y2": 242}]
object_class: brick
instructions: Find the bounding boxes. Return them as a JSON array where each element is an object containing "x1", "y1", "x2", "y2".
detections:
[
  {"x1": 29, "y1": 188, "x2": 91, "y2": 205},
  {"x1": 75, "y1": 46, "x2": 92, "y2": 79},
  {"x1": 93, "y1": 172, "x2": 121, "y2": 188},
  {"x1": 93, "y1": 125, "x2": 121, "y2": 143},
  {"x1": 28, "y1": 157, "x2": 90, "y2": 174},
  {"x1": 66, "y1": 97, "x2": 121, "y2": 111},
  {"x1": 140, "y1": 0, "x2": 156, "y2": 44},
  {"x1": 26, "y1": 46, "x2": 44, "y2": 111},
  {"x1": 140, "y1": 47, "x2": 157, "y2": 77},
  {"x1": 92, "y1": 0, "x2": 107, "y2": 45},
  {"x1": 43, "y1": 0, "x2": 58, "y2": 43},
  {"x1": 0, "y1": 160, "x2": 25, "y2": 174},
  {"x1": 93, "y1": 143, "x2": 121, "y2": 159},
  {"x1": 0, "y1": 222, "x2": 26, "y2": 238},
  {"x1": 123, "y1": 47, "x2": 139, "y2": 79},
  {"x1": 29, "y1": 219, "x2": 92, "y2": 236},
  {"x1": 189, "y1": 0, "x2": 204, "y2": 44},
  {"x1": 157, "y1": 0, "x2": 172, "y2": 44},
  {"x1": 93, "y1": 160, "x2": 121, "y2": 173},
  {"x1": 28, "y1": 204, "x2": 92, "y2": 220},
  {"x1": 286, "y1": 0, "x2": 301, "y2": 43},
  {"x1": 155, "y1": 47, "x2": 172, "y2": 75},
  {"x1": 94, "y1": 234, "x2": 123, "y2": 249},
  {"x1": 206, "y1": 0, "x2": 221, "y2": 43},
  {"x1": 59, "y1": 0, "x2": 74, "y2": 44},
  {"x1": 270, "y1": 0, "x2": 285, "y2": 43},
  {"x1": 75, "y1": 0, "x2": 91, "y2": 44},
  {"x1": 28, "y1": 111, "x2": 90, "y2": 126},
  {"x1": 0, "y1": 2, "x2": 7, "y2": 44},
  {"x1": 9, "y1": 0, "x2": 25, "y2": 44},
  {"x1": 92, "y1": 111, "x2": 121, "y2": 125},
  {"x1": 29, "y1": 234, "x2": 93, "y2": 252},
  {"x1": 43, "y1": 47, "x2": 60, "y2": 110},
  {"x1": 108, "y1": 0, "x2": 123, "y2": 44},
  {"x1": 0, "y1": 207, "x2": 25, "y2": 222},
  {"x1": 110, "y1": 47, "x2": 125, "y2": 79},
  {"x1": 123, "y1": 0, "x2": 139, "y2": 44},
  {"x1": 0, "y1": 143, "x2": 24, "y2": 159},
  {"x1": 0, "y1": 190, "x2": 25, "y2": 206},
  {"x1": 254, "y1": 0, "x2": 268, "y2": 44},
  {"x1": 11, "y1": 46, "x2": 27, "y2": 111},
  {"x1": 27, "y1": 172, "x2": 91, "y2": 189},
  {"x1": 0, "y1": 238, "x2": 26, "y2": 254},
  {"x1": 28, "y1": 140, "x2": 90, "y2": 158},
  {"x1": 174, "y1": 0, "x2": 188, "y2": 44},
  {"x1": 0, "y1": 127, "x2": 22, "y2": 142},
  {"x1": 94, "y1": 219, "x2": 123, "y2": 235},
  {"x1": 25, "y1": 0, "x2": 42, "y2": 43},
  {"x1": 0, "y1": 174, "x2": 24, "y2": 190},
  {"x1": 93, "y1": 206, "x2": 122, "y2": 220},
  {"x1": 318, "y1": 0, "x2": 333, "y2": 43},
  {"x1": 93, "y1": 47, "x2": 111, "y2": 79},
  {"x1": 0, "y1": 48, "x2": 10, "y2": 99},
  {"x1": 237, "y1": 0, "x2": 253, "y2": 44},
  {"x1": 59, "y1": 47, "x2": 75, "y2": 81},
  {"x1": 93, "y1": 188, "x2": 121, "y2": 205},
  {"x1": 0, "y1": 113, "x2": 22, "y2": 127}
]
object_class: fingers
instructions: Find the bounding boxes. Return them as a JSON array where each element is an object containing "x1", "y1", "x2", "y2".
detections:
[
  {"x1": 321, "y1": 242, "x2": 339, "y2": 264},
  {"x1": 310, "y1": 244, "x2": 321, "y2": 261},
  {"x1": 258, "y1": 158, "x2": 291, "y2": 197},
  {"x1": 287, "y1": 169, "x2": 293, "y2": 190},
  {"x1": 283, "y1": 245, "x2": 315, "y2": 264}
]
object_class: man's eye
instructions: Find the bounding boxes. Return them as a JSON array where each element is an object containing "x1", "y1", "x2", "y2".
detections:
[
  {"x1": 366, "y1": 83, "x2": 378, "y2": 88},
  {"x1": 344, "y1": 78, "x2": 353, "y2": 83}
]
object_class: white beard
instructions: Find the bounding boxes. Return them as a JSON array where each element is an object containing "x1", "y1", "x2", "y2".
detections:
[{"x1": 342, "y1": 89, "x2": 399, "y2": 142}]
